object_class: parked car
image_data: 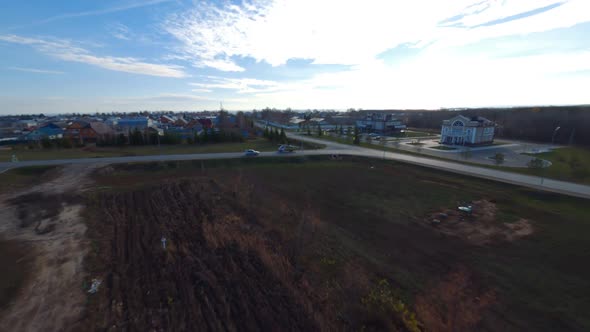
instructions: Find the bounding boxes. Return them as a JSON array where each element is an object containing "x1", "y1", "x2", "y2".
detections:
[{"x1": 244, "y1": 149, "x2": 260, "y2": 156}]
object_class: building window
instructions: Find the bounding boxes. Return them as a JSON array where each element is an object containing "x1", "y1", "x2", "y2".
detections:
[{"x1": 452, "y1": 120, "x2": 464, "y2": 127}]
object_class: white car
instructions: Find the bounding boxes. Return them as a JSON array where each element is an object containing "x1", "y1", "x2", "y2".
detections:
[{"x1": 244, "y1": 149, "x2": 260, "y2": 156}]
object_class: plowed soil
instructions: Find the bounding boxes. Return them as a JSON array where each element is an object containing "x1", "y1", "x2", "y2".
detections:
[{"x1": 83, "y1": 180, "x2": 332, "y2": 331}]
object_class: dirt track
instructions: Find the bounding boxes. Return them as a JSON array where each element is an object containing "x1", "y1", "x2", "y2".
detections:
[{"x1": 0, "y1": 164, "x2": 102, "y2": 331}]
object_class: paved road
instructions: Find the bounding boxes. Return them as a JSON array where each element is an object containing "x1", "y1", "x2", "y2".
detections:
[{"x1": 1, "y1": 134, "x2": 589, "y2": 200}]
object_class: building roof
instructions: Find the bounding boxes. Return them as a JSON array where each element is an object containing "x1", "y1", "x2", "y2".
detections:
[
  {"x1": 443, "y1": 114, "x2": 495, "y2": 127},
  {"x1": 89, "y1": 122, "x2": 114, "y2": 135}
]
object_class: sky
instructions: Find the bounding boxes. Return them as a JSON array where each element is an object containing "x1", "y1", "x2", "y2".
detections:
[{"x1": 0, "y1": 0, "x2": 589, "y2": 114}]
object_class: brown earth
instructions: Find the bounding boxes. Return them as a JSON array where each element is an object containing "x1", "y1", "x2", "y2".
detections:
[
  {"x1": 0, "y1": 164, "x2": 103, "y2": 332},
  {"x1": 82, "y1": 179, "x2": 337, "y2": 331},
  {"x1": 425, "y1": 200, "x2": 533, "y2": 245}
]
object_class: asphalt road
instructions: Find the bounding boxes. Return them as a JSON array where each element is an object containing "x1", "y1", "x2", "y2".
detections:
[{"x1": 1, "y1": 134, "x2": 589, "y2": 200}]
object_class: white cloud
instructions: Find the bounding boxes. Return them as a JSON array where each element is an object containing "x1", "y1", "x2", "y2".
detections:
[
  {"x1": 6, "y1": 66, "x2": 65, "y2": 74},
  {"x1": 162, "y1": 0, "x2": 590, "y2": 108},
  {"x1": 190, "y1": 76, "x2": 281, "y2": 93},
  {"x1": 0, "y1": 34, "x2": 188, "y2": 78},
  {"x1": 108, "y1": 23, "x2": 132, "y2": 40},
  {"x1": 164, "y1": 0, "x2": 590, "y2": 70}
]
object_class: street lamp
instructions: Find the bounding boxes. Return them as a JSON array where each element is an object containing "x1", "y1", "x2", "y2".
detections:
[{"x1": 551, "y1": 126, "x2": 561, "y2": 145}]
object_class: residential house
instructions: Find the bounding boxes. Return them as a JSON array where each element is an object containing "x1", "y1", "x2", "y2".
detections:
[
  {"x1": 440, "y1": 115, "x2": 495, "y2": 145},
  {"x1": 356, "y1": 113, "x2": 406, "y2": 134},
  {"x1": 65, "y1": 121, "x2": 114, "y2": 143},
  {"x1": 24, "y1": 123, "x2": 63, "y2": 141},
  {"x1": 118, "y1": 117, "x2": 153, "y2": 132}
]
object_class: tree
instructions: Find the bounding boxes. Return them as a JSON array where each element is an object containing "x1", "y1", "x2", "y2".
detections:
[
  {"x1": 339, "y1": 125, "x2": 344, "y2": 136},
  {"x1": 317, "y1": 124, "x2": 323, "y2": 137},
  {"x1": 493, "y1": 152, "x2": 505, "y2": 165},
  {"x1": 280, "y1": 128, "x2": 287, "y2": 143},
  {"x1": 130, "y1": 128, "x2": 144, "y2": 145},
  {"x1": 116, "y1": 133, "x2": 126, "y2": 146},
  {"x1": 353, "y1": 126, "x2": 361, "y2": 145},
  {"x1": 40, "y1": 137, "x2": 52, "y2": 149},
  {"x1": 528, "y1": 157, "x2": 544, "y2": 169}
]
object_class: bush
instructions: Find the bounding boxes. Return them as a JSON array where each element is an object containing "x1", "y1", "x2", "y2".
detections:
[
  {"x1": 361, "y1": 279, "x2": 420, "y2": 332},
  {"x1": 493, "y1": 152, "x2": 505, "y2": 165},
  {"x1": 40, "y1": 137, "x2": 52, "y2": 149},
  {"x1": 528, "y1": 158, "x2": 544, "y2": 169}
]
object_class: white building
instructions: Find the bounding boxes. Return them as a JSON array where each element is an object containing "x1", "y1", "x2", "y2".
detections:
[
  {"x1": 440, "y1": 115, "x2": 495, "y2": 145},
  {"x1": 356, "y1": 113, "x2": 406, "y2": 133}
]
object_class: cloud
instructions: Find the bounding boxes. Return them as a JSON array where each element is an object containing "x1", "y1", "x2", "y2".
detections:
[
  {"x1": 0, "y1": 34, "x2": 188, "y2": 78},
  {"x1": 190, "y1": 76, "x2": 281, "y2": 93},
  {"x1": 164, "y1": 0, "x2": 590, "y2": 71},
  {"x1": 108, "y1": 23, "x2": 132, "y2": 40},
  {"x1": 6, "y1": 66, "x2": 64, "y2": 74}
]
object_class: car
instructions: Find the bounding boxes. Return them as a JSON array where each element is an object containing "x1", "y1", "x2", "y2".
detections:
[
  {"x1": 278, "y1": 145, "x2": 296, "y2": 153},
  {"x1": 244, "y1": 149, "x2": 260, "y2": 156}
]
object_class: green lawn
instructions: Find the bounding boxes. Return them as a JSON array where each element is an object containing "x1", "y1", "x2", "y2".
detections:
[
  {"x1": 92, "y1": 156, "x2": 590, "y2": 331},
  {"x1": 515, "y1": 147, "x2": 590, "y2": 184},
  {"x1": 430, "y1": 145, "x2": 457, "y2": 150},
  {"x1": 396, "y1": 130, "x2": 437, "y2": 138},
  {"x1": 312, "y1": 134, "x2": 590, "y2": 185},
  {"x1": 0, "y1": 138, "x2": 323, "y2": 162}
]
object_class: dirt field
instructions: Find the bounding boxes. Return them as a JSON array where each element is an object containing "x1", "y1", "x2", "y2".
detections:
[
  {"x1": 1, "y1": 156, "x2": 589, "y2": 331},
  {"x1": 425, "y1": 200, "x2": 534, "y2": 245},
  {"x1": 0, "y1": 164, "x2": 102, "y2": 331}
]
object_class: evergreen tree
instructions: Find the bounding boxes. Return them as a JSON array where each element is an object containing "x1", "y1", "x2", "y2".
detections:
[
  {"x1": 280, "y1": 128, "x2": 287, "y2": 143},
  {"x1": 353, "y1": 126, "x2": 361, "y2": 145}
]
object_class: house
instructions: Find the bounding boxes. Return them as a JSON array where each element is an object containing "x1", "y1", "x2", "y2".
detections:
[
  {"x1": 440, "y1": 115, "x2": 495, "y2": 146},
  {"x1": 356, "y1": 113, "x2": 406, "y2": 134},
  {"x1": 65, "y1": 121, "x2": 113, "y2": 143},
  {"x1": 160, "y1": 115, "x2": 176, "y2": 124},
  {"x1": 89, "y1": 122, "x2": 115, "y2": 140},
  {"x1": 197, "y1": 118, "x2": 214, "y2": 129},
  {"x1": 118, "y1": 117, "x2": 152, "y2": 132},
  {"x1": 24, "y1": 123, "x2": 63, "y2": 141}
]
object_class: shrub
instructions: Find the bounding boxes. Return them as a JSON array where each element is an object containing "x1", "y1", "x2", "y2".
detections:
[{"x1": 361, "y1": 279, "x2": 421, "y2": 332}]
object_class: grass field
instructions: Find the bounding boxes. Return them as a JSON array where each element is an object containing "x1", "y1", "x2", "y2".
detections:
[
  {"x1": 0, "y1": 166, "x2": 57, "y2": 195},
  {"x1": 312, "y1": 134, "x2": 590, "y2": 184},
  {"x1": 0, "y1": 138, "x2": 323, "y2": 162},
  {"x1": 89, "y1": 156, "x2": 590, "y2": 331},
  {"x1": 430, "y1": 145, "x2": 457, "y2": 150},
  {"x1": 516, "y1": 147, "x2": 590, "y2": 184}
]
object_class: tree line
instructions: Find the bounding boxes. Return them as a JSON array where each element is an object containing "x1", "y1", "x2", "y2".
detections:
[
  {"x1": 97, "y1": 128, "x2": 244, "y2": 147},
  {"x1": 263, "y1": 127, "x2": 288, "y2": 143}
]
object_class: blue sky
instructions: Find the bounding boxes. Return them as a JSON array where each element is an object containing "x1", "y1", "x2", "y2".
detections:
[{"x1": 0, "y1": 0, "x2": 589, "y2": 114}]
